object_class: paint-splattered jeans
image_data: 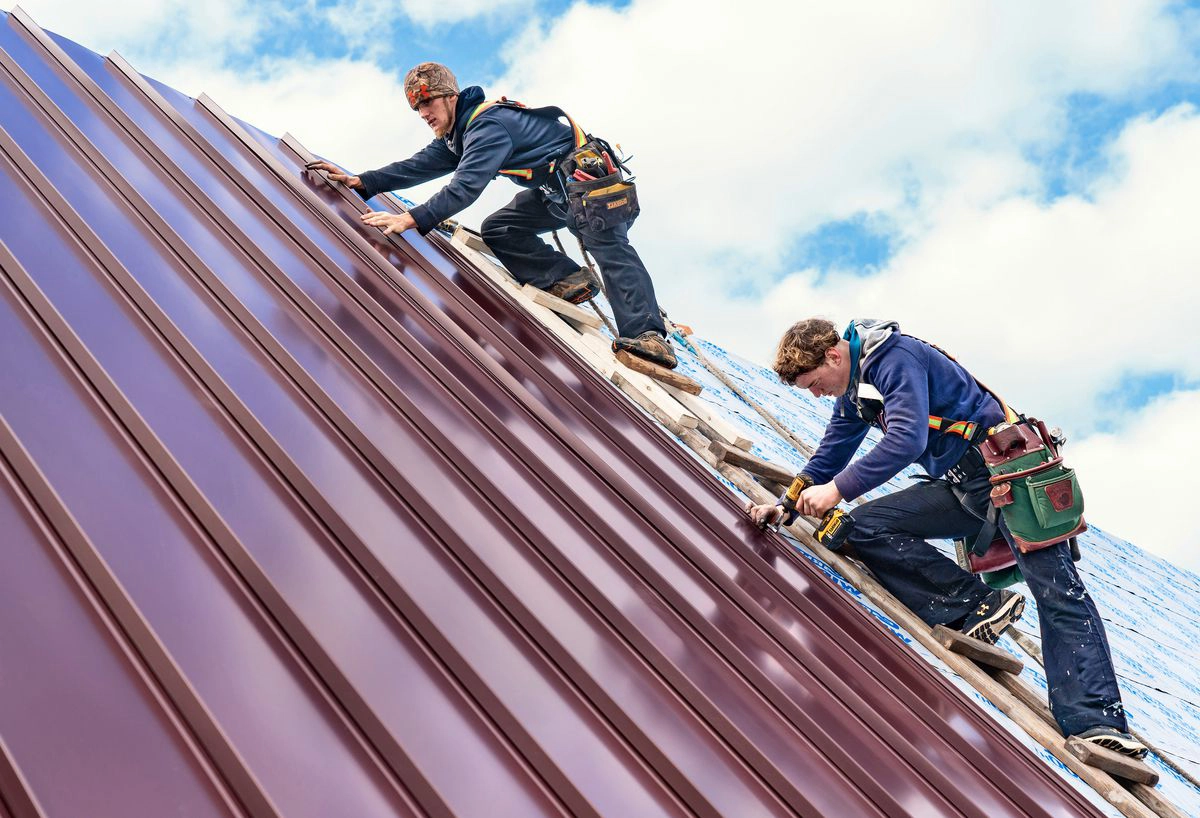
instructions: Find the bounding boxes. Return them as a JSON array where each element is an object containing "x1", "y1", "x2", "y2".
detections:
[
  {"x1": 847, "y1": 469, "x2": 1130, "y2": 736},
  {"x1": 480, "y1": 188, "x2": 666, "y2": 340}
]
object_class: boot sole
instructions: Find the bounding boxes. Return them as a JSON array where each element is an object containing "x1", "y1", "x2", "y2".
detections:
[
  {"x1": 963, "y1": 595, "x2": 1025, "y2": 645},
  {"x1": 615, "y1": 348, "x2": 677, "y2": 369},
  {"x1": 547, "y1": 282, "x2": 598, "y2": 304},
  {"x1": 1079, "y1": 734, "x2": 1149, "y2": 759},
  {"x1": 564, "y1": 286, "x2": 597, "y2": 304}
]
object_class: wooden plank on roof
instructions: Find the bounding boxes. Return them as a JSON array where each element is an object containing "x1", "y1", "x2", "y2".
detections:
[
  {"x1": 931, "y1": 626, "x2": 1024, "y2": 674},
  {"x1": 663, "y1": 385, "x2": 754, "y2": 450},
  {"x1": 708, "y1": 441, "x2": 793, "y2": 484},
  {"x1": 1065, "y1": 738, "x2": 1159, "y2": 786},
  {"x1": 521, "y1": 285, "x2": 603, "y2": 329},
  {"x1": 450, "y1": 225, "x2": 497, "y2": 258},
  {"x1": 450, "y1": 235, "x2": 700, "y2": 430},
  {"x1": 615, "y1": 350, "x2": 702, "y2": 395}
]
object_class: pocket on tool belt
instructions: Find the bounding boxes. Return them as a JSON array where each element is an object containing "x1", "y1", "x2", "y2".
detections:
[
  {"x1": 1024, "y1": 467, "x2": 1083, "y2": 530},
  {"x1": 566, "y1": 172, "x2": 640, "y2": 232}
]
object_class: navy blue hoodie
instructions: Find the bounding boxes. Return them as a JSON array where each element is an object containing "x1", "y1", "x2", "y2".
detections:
[
  {"x1": 357, "y1": 86, "x2": 576, "y2": 235},
  {"x1": 804, "y1": 321, "x2": 1005, "y2": 500}
]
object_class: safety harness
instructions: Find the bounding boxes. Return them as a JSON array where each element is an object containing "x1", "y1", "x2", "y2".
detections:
[
  {"x1": 846, "y1": 327, "x2": 1018, "y2": 442},
  {"x1": 846, "y1": 325, "x2": 1025, "y2": 567},
  {"x1": 924, "y1": 342, "x2": 1021, "y2": 440},
  {"x1": 464, "y1": 97, "x2": 588, "y2": 180}
]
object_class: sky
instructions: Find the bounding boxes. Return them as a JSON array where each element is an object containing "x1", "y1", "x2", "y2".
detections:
[{"x1": 9, "y1": 0, "x2": 1200, "y2": 573}]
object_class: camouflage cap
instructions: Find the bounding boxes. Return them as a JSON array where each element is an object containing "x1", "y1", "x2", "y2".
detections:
[{"x1": 403, "y1": 62, "x2": 459, "y2": 110}]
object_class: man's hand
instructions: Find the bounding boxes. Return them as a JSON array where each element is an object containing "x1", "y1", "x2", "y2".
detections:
[
  {"x1": 306, "y1": 160, "x2": 363, "y2": 190},
  {"x1": 745, "y1": 501, "x2": 784, "y2": 528},
  {"x1": 800, "y1": 481, "x2": 843, "y2": 519},
  {"x1": 361, "y1": 210, "x2": 416, "y2": 236}
]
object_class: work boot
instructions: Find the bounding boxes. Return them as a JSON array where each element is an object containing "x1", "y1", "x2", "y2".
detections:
[
  {"x1": 545, "y1": 267, "x2": 600, "y2": 304},
  {"x1": 1074, "y1": 726, "x2": 1149, "y2": 759},
  {"x1": 960, "y1": 589, "x2": 1025, "y2": 644},
  {"x1": 612, "y1": 331, "x2": 678, "y2": 369}
]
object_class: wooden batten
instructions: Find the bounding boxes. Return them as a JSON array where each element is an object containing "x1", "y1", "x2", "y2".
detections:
[
  {"x1": 663, "y1": 385, "x2": 754, "y2": 450},
  {"x1": 614, "y1": 350, "x2": 703, "y2": 395},
  {"x1": 451, "y1": 225, "x2": 496, "y2": 258},
  {"x1": 1065, "y1": 738, "x2": 1160, "y2": 786},
  {"x1": 521, "y1": 285, "x2": 603, "y2": 329},
  {"x1": 708, "y1": 441, "x2": 794, "y2": 485},
  {"x1": 450, "y1": 235, "x2": 699, "y2": 431},
  {"x1": 931, "y1": 626, "x2": 1025, "y2": 674}
]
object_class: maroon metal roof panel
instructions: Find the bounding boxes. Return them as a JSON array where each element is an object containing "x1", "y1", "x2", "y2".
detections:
[{"x1": 0, "y1": 9, "x2": 1105, "y2": 817}]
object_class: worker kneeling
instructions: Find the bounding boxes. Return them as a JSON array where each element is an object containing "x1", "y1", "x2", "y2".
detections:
[{"x1": 746, "y1": 318, "x2": 1146, "y2": 758}]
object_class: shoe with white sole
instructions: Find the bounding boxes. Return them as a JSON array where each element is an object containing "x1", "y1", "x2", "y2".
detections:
[
  {"x1": 960, "y1": 589, "x2": 1025, "y2": 645},
  {"x1": 1074, "y1": 726, "x2": 1148, "y2": 759}
]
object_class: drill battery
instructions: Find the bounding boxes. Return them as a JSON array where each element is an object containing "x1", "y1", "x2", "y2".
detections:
[
  {"x1": 814, "y1": 508, "x2": 854, "y2": 550},
  {"x1": 780, "y1": 473, "x2": 855, "y2": 549}
]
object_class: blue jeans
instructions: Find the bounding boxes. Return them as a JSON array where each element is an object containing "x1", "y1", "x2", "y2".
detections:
[
  {"x1": 847, "y1": 469, "x2": 1129, "y2": 737},
  {"x1": 480, "y1": 188, "x2": 666, "y2": 339}
]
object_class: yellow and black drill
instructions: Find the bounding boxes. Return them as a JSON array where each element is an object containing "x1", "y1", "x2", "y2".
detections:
[{"x1": 780, "y1": 474, "x2": 855, "y2": 550}]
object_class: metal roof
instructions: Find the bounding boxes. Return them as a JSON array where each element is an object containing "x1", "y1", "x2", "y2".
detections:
[{"x1": 0, "y1": 9, "x2": 1109, "y2": 817}]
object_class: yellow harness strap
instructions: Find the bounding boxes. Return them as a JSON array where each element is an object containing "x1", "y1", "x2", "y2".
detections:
[{"x1": 466, "y1": 98, "x2": 588, "y2": 179}]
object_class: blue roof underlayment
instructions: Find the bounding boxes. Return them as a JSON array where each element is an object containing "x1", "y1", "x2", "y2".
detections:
[{"x1": 617, "y1": 320, "x2": 1200, "y2": 818}]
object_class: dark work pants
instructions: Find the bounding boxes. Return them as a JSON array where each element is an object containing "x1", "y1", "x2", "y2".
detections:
[
  {"x1": 480, "y1": 188, "x2": 666, "y2": 339},
  {"x1": 847, "y1": 471, "x2": 1128, "y2": 737}
]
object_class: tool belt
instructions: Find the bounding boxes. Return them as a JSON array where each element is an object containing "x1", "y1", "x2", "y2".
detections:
[
  {"x1": 466, "y1": 97, "x2": 640, "y2": 231},
  {"x1": 561, "y1": 137, "x2": 640, "y2": 233},
  {"x1": 981, "y1": 418, "x2": 1086, "y2": 548},
  {"x1": 952, "y1": 418, "x2": 1085, "y2": 587}
]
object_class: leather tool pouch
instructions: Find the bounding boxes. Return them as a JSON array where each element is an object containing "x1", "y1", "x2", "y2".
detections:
[{"x1": 980, "y1": 419, "x2": 1086, "y2": 552}]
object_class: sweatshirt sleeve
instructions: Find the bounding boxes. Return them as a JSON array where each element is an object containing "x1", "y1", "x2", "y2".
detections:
[
  {"x1": 407, "y1": 116, "x2": 514, "y2": 234},
  {"x1": 357, "y1": 139, "x2": 459, "y2": 200},
  {"x1": 803, "y1": 399, "x2": 871, "y2": 487},
  {"x1": 833, "y1": 349, "x2": 928, "y2": 500}
]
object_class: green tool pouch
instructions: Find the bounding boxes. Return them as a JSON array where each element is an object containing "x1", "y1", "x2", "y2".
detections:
[
  {"x1": 979, "y1": 419, "x2": 1086, "y2": 551},
  {"x1": 562, "y1": 138, "x2": 640, "y2": 232}
]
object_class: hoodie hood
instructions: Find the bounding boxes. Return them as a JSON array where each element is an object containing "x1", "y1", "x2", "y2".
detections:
[
  {"x1": 842, "y1": 319, "x2": 899, "y2": 422},
  {"x1": 843, "y1": 319, "x2": 899, "y2": 387},
  {"x1": 443, "y1": 85, "x2": 487, "y2": 155}
]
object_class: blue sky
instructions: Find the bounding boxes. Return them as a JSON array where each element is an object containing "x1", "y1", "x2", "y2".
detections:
[{"x1": 9, "y1": 0, "x2": 1200, "y2": 568}]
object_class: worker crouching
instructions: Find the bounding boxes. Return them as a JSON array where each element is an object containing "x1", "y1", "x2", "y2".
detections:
[{"x1": 746, "y1": 317, "x2": 1146, "y2": 758}]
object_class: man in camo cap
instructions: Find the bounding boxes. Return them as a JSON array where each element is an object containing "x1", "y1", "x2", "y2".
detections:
[
  {"x1": 307, "y1": 61, "x2": 677, "y2": 369},
  {"x1": 401, "y1": 62, "x2": 459, "y2": 130}
]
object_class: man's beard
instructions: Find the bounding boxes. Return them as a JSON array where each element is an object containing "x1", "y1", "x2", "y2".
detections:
[{"x1": 435, "y1": 107, "x2": 456, "y2": 138}]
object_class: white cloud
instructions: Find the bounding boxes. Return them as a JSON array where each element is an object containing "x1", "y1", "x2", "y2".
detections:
[
  {"x1": 1070, "y1": 389, "x2": 1200, "y2": 572},
  {"x1": 490, "y1": 0, "x2": 1196, "y2": 266},
  {"x1": 761, "y1": 104, "x2": 1200, "y2": 434},
  {"x1": 10, "y1": 0, "x2": 262, "y2": 60},
  {"x1": 321, "y1": 0, "x2": 401, "y2": 53},
  {"x1": 147, "y1": 55, "x2": 422, "y2": 172}
]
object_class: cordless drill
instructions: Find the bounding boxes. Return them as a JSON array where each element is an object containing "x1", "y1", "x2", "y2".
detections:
[{"x1": 779, "y1": 473, "x2": 855, "y2": 550}]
